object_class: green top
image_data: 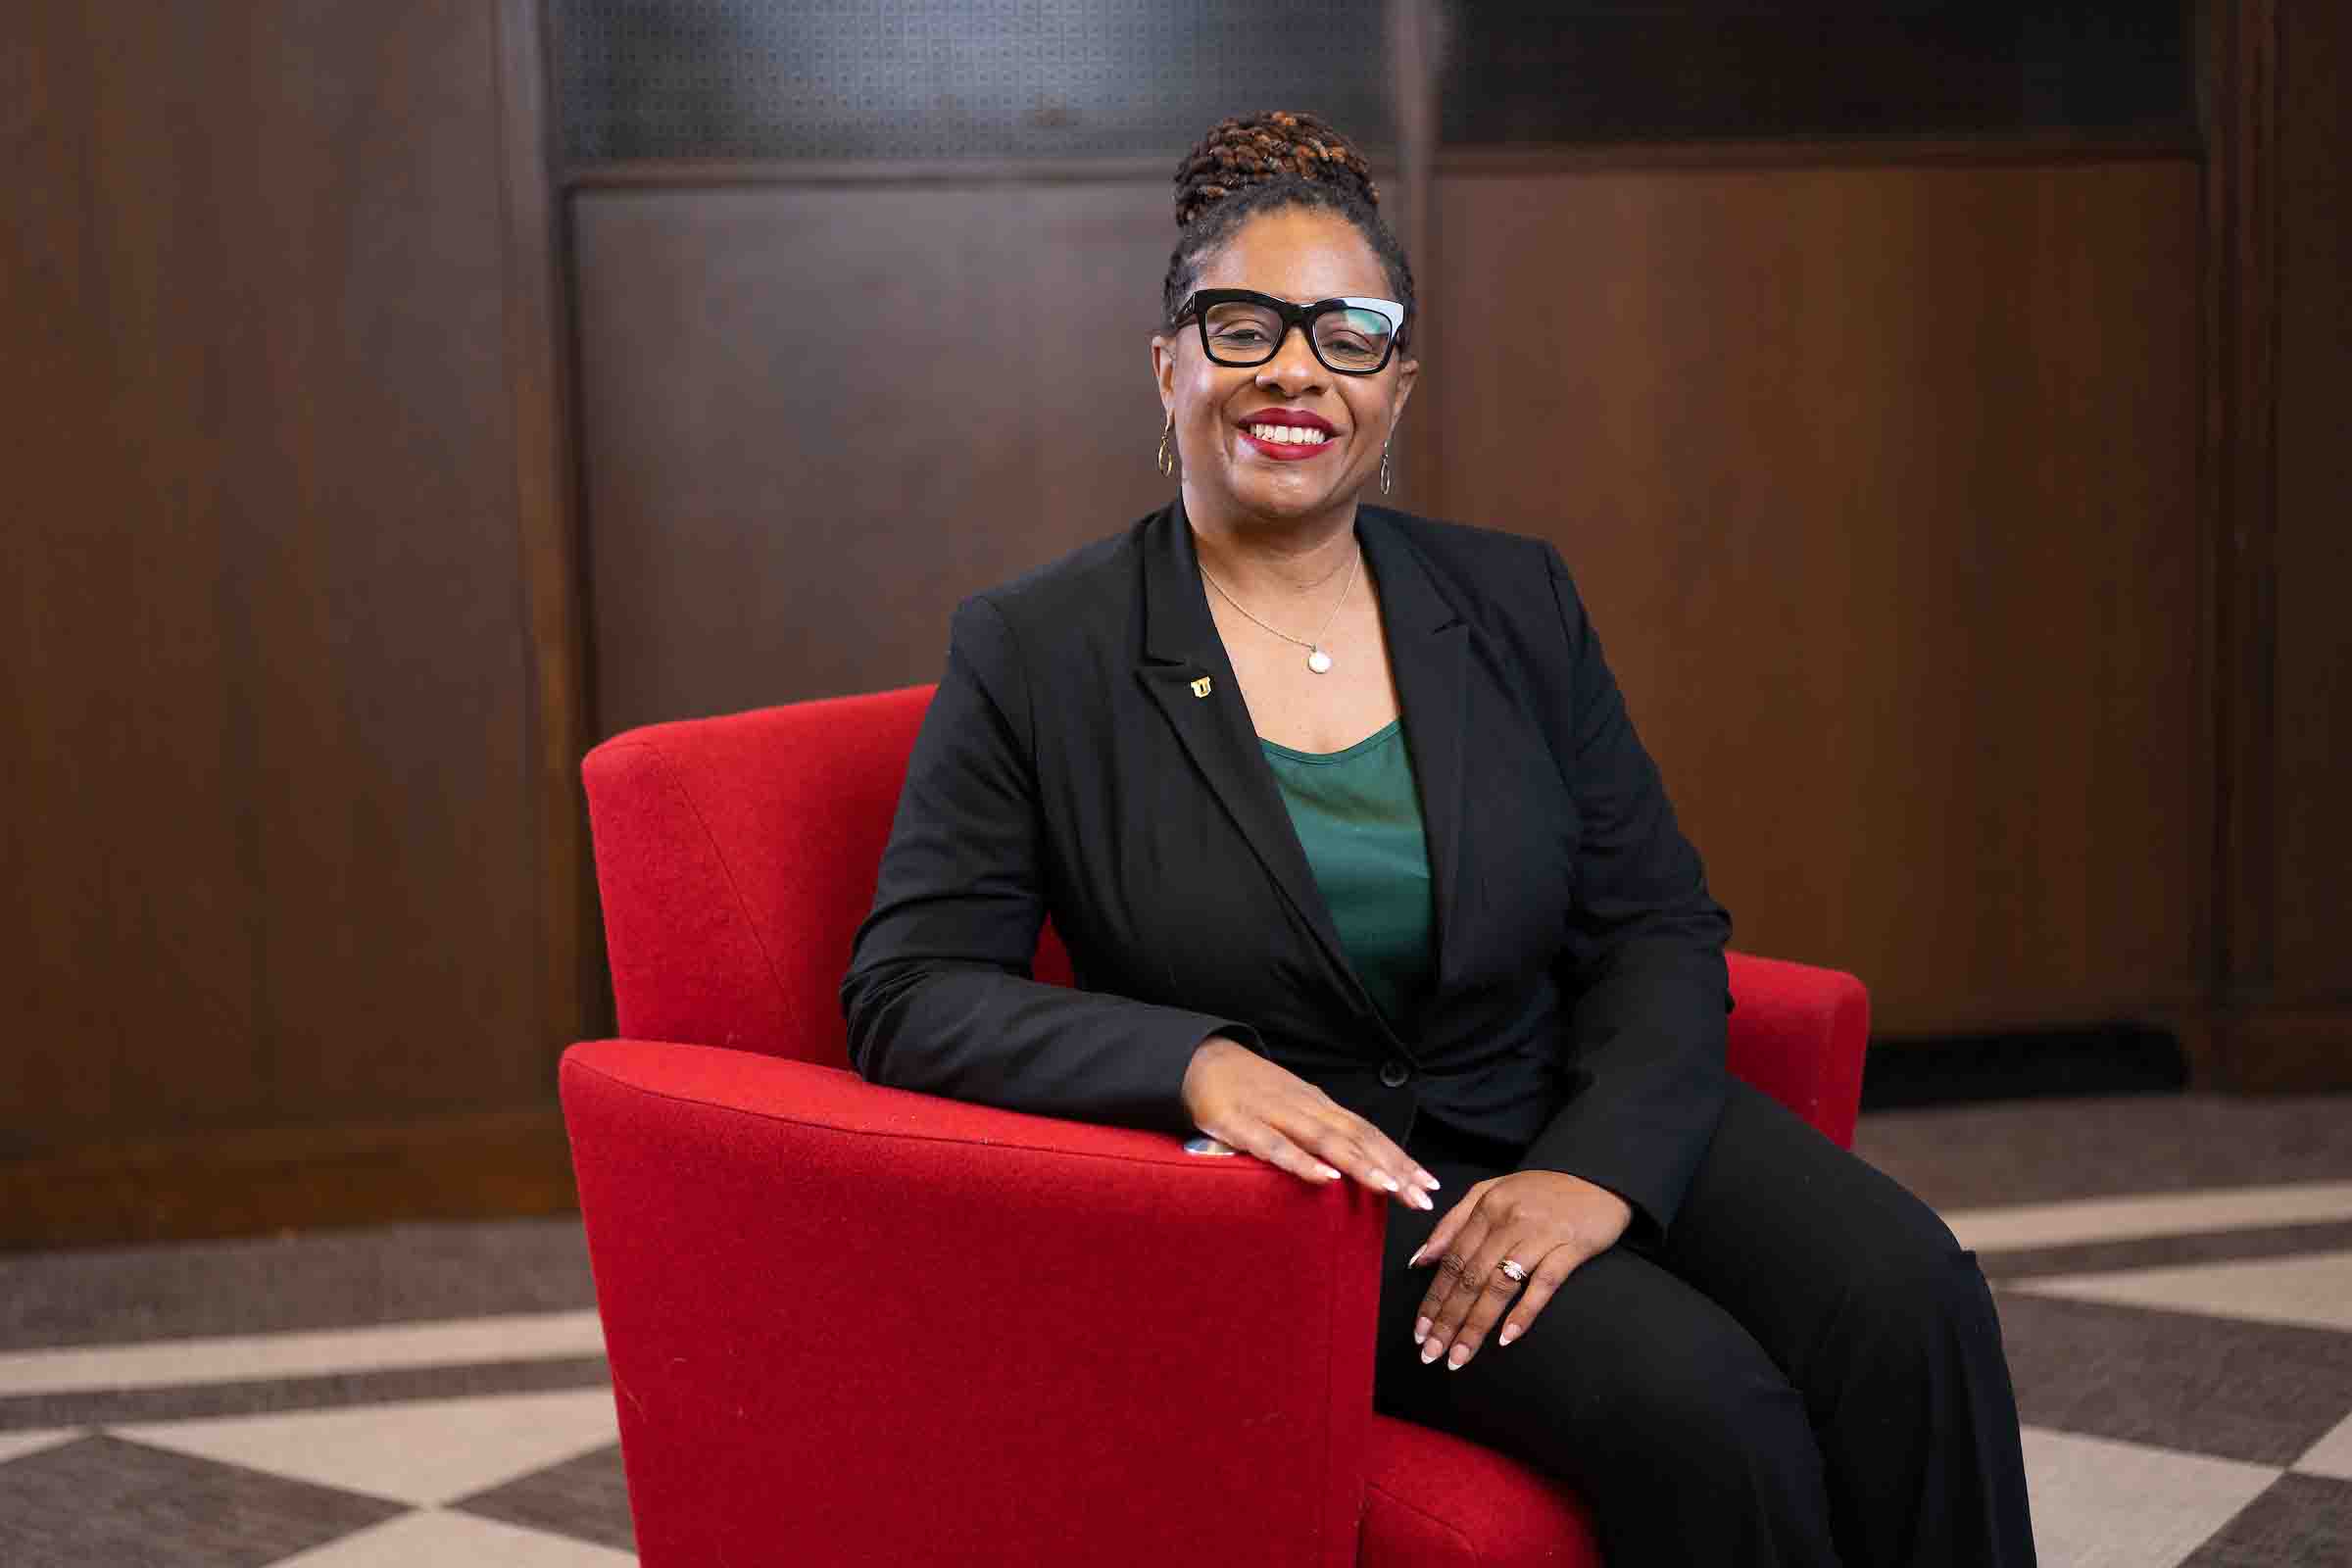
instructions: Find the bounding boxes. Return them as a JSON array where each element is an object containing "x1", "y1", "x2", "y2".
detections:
[{"x1": 1259, "y1": 719, "x2": 1437, "y2": 1027}]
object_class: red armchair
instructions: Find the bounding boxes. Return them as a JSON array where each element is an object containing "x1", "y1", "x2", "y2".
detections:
[{"x1": 562, "y1": 684, "x2": 1869, "y2": 1567}]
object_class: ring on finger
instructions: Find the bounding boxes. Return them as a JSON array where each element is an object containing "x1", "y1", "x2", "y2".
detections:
[{"x1": 1497, "y1": 1258, "x2": 1529, "y2": 1284}]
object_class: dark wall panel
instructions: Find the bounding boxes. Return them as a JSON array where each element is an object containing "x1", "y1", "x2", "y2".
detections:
[
  {"x1": 553, "y1": 0, "x2": 1393, "y2": 162},
  {"x1": 2270, "y1": 2, "x2": 2351, "y2": 1004},
  {"x1": 0, "y1": 3, "x2": 555, "y2": 1152},
  {"x1": 1440, "y1": 4, "x2": 2193, "y2": 144},
  {"x1": 1425, "y1": 159, "x2": 2205, "y2": 1036},
  {"x1": 573, "y1": 178, "x2": 1191, "y2": 736},
  {"x1": 546, "y1": 0, "x2": 2192, "y2": 165}
]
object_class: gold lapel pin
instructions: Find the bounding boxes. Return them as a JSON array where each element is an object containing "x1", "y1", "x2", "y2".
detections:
[{"x1": 1190, "y1": 676, "x2": 1213, "y2": 699}]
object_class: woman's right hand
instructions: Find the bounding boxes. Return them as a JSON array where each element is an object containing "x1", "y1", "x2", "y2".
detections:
[{"x1": 1182, "y1": 1036, "x2": 1438, "y2": 1209}]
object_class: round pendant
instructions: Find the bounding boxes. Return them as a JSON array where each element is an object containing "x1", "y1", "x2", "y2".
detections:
[{"x1": 1306, "y1": 648, "x2": 1334, "y2": 673}]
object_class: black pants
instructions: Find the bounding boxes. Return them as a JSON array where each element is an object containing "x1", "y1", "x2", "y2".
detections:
[{"x1": 1372, "y1": 1079, "x2": 2037, "y2": 1565}]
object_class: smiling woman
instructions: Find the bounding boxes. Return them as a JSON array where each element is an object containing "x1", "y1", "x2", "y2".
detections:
[{"x1": 841, "y1": 109, "x2": 2037, "y2": 1566}]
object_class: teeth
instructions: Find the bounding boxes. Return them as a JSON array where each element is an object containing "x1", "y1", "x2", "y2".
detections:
[{"x1": 1249, "y1": 423, "x2": 1329, "y2": 445}]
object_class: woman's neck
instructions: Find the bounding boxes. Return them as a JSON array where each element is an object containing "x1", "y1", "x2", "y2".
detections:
[{"x1": 1182, "y1": 486, "x2": 1361, "y2": 597}]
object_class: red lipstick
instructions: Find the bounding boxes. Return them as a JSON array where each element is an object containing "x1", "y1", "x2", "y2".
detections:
[{"x1": 1237, "y1": 407, "x2": 1342, "y2": 461}]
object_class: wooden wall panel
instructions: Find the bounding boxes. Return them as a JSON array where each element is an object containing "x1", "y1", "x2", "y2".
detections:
[
  {"x1": 2269, "y1": 2, "x2": 2351, "y2": 1005},
  {"x1": 571, "y1": 179, "x2": 1199, "y2": 737},
  {"x1": 6, "y1": 1, "x2": 2321, "y2": 1245},
  {"x1": 574, "y1": 154, "x2": 2207, "y2": 1041},
  {"x1": 2201, "y1": 0, "x2": 2350, "y2": 1087},
  {"x1": 0, "y1": 2, "x2": 561, "y2": 1158},
  {"x1": 1424, "y1": 159, "x2": 2206, "y2": 1036}
]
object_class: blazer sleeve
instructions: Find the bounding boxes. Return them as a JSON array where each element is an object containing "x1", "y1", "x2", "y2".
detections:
[
  {"x1": 840, "y1": 594, "x2": 1265, "y2": 1136},
  {"x1": 1516, "y1": 544, "x2": 1734, "y2": 1242}
]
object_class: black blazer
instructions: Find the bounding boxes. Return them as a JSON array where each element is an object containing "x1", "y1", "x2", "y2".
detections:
[{"x1": 841, "y1": 499, "x2": 1734, "y2": 1238}]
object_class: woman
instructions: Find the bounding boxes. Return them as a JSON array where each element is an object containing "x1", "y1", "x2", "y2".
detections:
[{"x1": 842, "y1": 111, "x2": 2034, "y2": 1565}]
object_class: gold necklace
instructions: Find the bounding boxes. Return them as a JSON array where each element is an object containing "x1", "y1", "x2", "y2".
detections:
[{"x1": 1198, "y1": 549, "x2": 1360, "y2": 673}]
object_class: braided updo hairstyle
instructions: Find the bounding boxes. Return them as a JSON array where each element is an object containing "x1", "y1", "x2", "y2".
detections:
[{"x1": 1163, "y1": 111, "x2": 1416, "y2": 354}]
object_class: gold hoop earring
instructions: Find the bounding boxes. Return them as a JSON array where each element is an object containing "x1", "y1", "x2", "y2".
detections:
[
  {"x1": 1156, "y1": 414, "x2": 1176, "y2": 477},
  {"x1": 1380, "y1": 440, "x2": 1394, "y2": 495}
]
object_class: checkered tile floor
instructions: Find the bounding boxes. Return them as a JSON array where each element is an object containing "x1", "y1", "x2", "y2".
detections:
[
  {"x1": 0, "y1": 1418, "x2": 631, "y2": 1565},
  {"x1": 2, "y1": 1091, "x2": 2347, "y2": 1566}
]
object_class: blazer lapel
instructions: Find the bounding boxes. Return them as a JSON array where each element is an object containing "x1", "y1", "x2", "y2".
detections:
[
  {"x1": 1134, "y1": 501, "x2": 1374, "y2": 1016},
  {"x1": 1357, "y1": 509, "x2": 1470, "y2": 1001},
  {"x1": 1136, "y1": 500, "x2": 1474, "y2": 1039}
]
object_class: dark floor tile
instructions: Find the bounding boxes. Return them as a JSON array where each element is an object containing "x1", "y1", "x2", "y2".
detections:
[
  {"x1": 1994, "y1": 1291, "x2": 2352, "y2": 1467},
  {"x1": 0, "y1": 1354, "x2": 611, "y2": 1433},
  {"x1": 2180, "y1": 1472, "x2": 2352, "y2": 1566},
  {"x1": 0, "y1": 1432, "x2": 406, "y2": 1567},
  {"x1": 1854, "y1": 1093, "x2": 2352, "y2": 1212},
  {"x1": 453, "y1": 1441, "x2": 635, "y2": 1550},
  {"x1": 1983, "y1": 1220, "x2": 2352, "y2": 1283},
  {"x1": 0, "y1": 1218, "x2": 595, "y2": 1351}
]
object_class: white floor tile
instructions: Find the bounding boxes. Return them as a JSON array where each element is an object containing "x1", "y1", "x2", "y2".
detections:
[
  {"x1": 267, "y1": 1508, "x2": 636, "y2": 1566},
  {"x1": 116, "y1": 1388, "x2": 618, "y2": 1507},
  {"x1": 2021, "y1": 1426, "x2": 2279, "y2": 1568},
  {"x1": 0, "y1": 1428, "x2": 79, "y2": 1465},
  {"x1": 2010, "y1": 1248, "x2": 2352, "y2": 1334},
  {"x1": 2295, "y1": 1408, "x2": 2352, "y2": 1481},
  {"x1": 0, "y1": 1310, "x2": 606, "y2": 1396},
  {"x1": 1940, "y1": 1181, "x2": 2352, "y2": 1252}
]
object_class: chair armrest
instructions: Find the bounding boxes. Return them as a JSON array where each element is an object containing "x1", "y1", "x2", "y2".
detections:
[
  {"x1": 561, "y1": 1040, "x2": 1385, "y2": 1568},
  {"x1": 1723, "y1": 952, "x2": 1871, "y2": 1150}
]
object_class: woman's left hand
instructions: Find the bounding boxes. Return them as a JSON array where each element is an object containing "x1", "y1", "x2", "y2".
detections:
[{"x1": 1407, "y1": 1170, "x2": 1634, "y2": 1370}]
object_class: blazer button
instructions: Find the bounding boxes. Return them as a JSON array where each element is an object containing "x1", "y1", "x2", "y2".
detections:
[{"x1": 1379, "y1": 1058, "x2": 1411, "y2": 1089}]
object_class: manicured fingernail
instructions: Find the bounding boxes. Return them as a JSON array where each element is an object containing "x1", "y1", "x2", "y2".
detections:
[
  {"x1": 1447, "y1": 1345, "x2": 1469, "y2": 1370},
  {"x1": 1417, "y1": 1170, "x2": 1440, "y2": 1190},
  {"x1": 1378, "y1": 1173, "x2": 1400, "y2": 1193},
  {"x1": 1498, "y1": 1324, "x2": 1519, "y2": 1347},
  {"x1": 1408, "y1": 1245, "x2": 1425, "y2": 1268},
  {"x1": 1420, "y1": 1338, "x2": 1443, "y2": 1365},
  {"x1": 1318, "y1": 1165, "x2": 1342, "y2": 1180},
  {"x1": 1414, "y1": 1316, "x2": 1431, "y2": 1342},
  {"x1": 1410, "y1": 1190, "x2": 1432, "y2": 1210}
]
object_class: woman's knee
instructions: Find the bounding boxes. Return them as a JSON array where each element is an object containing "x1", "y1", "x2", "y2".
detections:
[
  {"x1": 1566, "y1": 1330, "x2": 1838, "y2": 1558},
  {"x1": 1580, "y1": 1316, "x2": 1818, "y2": 1489},
  {"x1": 1828, "y1": 1229, "x2": 2006, "y2": 1377}
]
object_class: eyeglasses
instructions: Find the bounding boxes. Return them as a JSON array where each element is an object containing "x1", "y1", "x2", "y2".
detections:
[{"x1": 1170, "y1": 289, "x2": 1406, "y2": 376}]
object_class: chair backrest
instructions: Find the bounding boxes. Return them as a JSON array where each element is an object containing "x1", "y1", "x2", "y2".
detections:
[{"x1": 582, "y1": 683, "x2": 1074, "y2": 1068}]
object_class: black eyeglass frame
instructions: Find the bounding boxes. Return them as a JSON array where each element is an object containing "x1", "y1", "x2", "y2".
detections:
[{"x1": 1169, "y1": 288, "x2": 1409, "y2": 376}]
